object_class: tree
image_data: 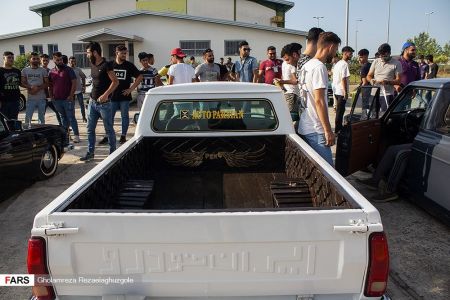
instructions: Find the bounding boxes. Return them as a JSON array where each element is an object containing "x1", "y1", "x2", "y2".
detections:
[
  {"x1": 443, "y1": 42, "x2": 450, "y2": 57},
  {"x1": 407, "y1": 32, "x2": 442, "y2": 57},
  {"x1": 13, "y1": 53, "x2": 31, "y2": 70}
]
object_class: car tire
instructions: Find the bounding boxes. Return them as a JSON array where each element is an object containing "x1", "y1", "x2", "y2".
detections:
[
  {"x1": 38, "y1": 145, "x2": 58, "y2": 180},
  {"x1": 19, "y1": 94, "x2": 26, "y2": 111}
]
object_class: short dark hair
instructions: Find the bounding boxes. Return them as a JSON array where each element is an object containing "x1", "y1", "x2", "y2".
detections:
[
  {"x1": 86, "y1": 41, "x2": 102, "y2": 56},
  {"x1": 378, "y1": 43, "x2": 391, "y2": 55},
  {"x1": 138, "y1": 52, "x2": 148, "y2": 60},
  {"x1": 203, "y1": 48, "x2": 213, "y2": 56},
  {"x1": 69, "y1": 56, "x2": 75, "y2": 60},
  {"x1": 190, "y1": 56, "x2": 195, "y2": 60},
  {"x1": 52, "y1": 51, "x2": 62, "y2": 58},
  {"x1": 317, "y1": 32, "x2": 341, "y2": 47},
  {"x1": 40, "y1": 54, "x2": 49, "y2": 59},
  {"x1": 341, "y1": 46, "x2": 354, "y2": 53},
  {"x1": 281, "y1": 43, "x2": 302, "y2": 57},
  {"x1": 62, "y1": 55, "x2": 68, "y2": 64},
  {"x1": 358, "y1": 48, "x2": 369, "y2": 56},
  {"x1": 307, "y1": 27, "x2": 325, "y2": 42},
  {"x1": 418, "y1": 54, "x2": 424, "y2": 59},
  {"x1": 148, "y1": 53, "x2": 154, "y2": 59},
  {"x1": 3, "y1": 51, "x2": 14, "y2": 57},
  {"x1": 267, "y1": 46, "x2": 276, "y2": 51},
  {"x1": 425, "y1": 54, "x2": 434, "y2": 62},
  {"x1": 116, "y1": 45, "x2": 127, "y2": 52},
  {"x1": 30, "y1": 52, "x2": 39, "y2": 57},
  {"x1": 239, "y1": 41, "x2": 249, "y2": 48}
]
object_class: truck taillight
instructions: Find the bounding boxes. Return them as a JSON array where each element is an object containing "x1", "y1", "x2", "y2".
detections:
[
  {"x1": 364, "y1": 232, "x2": 389, "y2": 297},
  {"x1": 27, "y1": 237, "x2": 55, "y2": 300}
]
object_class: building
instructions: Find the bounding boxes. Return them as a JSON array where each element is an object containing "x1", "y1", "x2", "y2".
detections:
[{"x1": 0, "y1": 0, "x2": 306, "y2": 71}]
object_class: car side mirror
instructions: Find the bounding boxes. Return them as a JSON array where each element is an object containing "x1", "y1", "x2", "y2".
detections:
[
  {"x1": 133, "y1": 113, "x2": 140, "y2": 124},
  {"x1": 6, "y1": 120, "x2": 23, "y2": 132}
]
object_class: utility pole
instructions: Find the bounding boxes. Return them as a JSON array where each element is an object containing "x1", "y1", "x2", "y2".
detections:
[
  {"x1": 345, "y1": 0, "x2": 349, "y2": 46},
  {"x1": 355, "y1": 19, "x2": 363, "y2": 54},
  {"x1": 313, "y1": 16, "x2": 324, "y2": 27},
  {"x1": 387, "y1": 0, "x2": 391, "y2": 43},
  {"x1": 425, "y1": 11, "x2": 434, "y2": 34}
]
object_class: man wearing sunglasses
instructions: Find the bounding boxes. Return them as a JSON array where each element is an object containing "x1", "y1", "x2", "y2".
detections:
[{"x1": 231, "y1": 41, "x2": 258, "y2": 83}]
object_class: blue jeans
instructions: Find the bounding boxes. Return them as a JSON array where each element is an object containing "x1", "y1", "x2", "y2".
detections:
[
  {"x1": 75, "y1": 92, "x2": 86, "y2": 120},
  {"x1": 301, "y1": 132, "x2": 334, "y2": 166},
  {"x1": 111, "y1": 100, "x2": 130, "y2": 136},
  {"x1": 0, "y1": 99, "x2": 19, "y2": 120},
  {"x1": 25, "y1": 99, "x2": 46, "y2": 126},
  {"x1": 87, "y1": 99, "x2": 116, "y2": 154},
  {"x1": 53, "y1": 100, "x2": 79, "y2": 136}
]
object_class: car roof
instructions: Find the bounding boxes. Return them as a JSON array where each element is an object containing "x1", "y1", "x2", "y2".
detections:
[{"x1": 409, "y1": 78, "x2": 450, "y2": 89}]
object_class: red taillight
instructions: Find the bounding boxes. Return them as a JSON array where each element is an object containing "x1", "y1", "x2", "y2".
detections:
[
  {"x1": 364, "y1": 232, "x2": 389, "y2": 297},
  {"x1": 27, "y1": 237, "x2": 55, "y2": 300}
]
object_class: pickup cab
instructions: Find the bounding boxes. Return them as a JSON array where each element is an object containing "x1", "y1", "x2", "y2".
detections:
[{"x1": 28, "y1": 82, "x2": 389, "y2": 300}]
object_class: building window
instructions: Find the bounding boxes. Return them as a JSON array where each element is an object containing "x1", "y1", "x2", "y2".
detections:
[
  {"x1": 19, "y1": 45, "x2": 25, "y2": 55},
  {"x1": 180, "y1": 40, "x2": 211, "y2": 57},
  {"x1": 72, "y1": 43, "x2": 89, "y2": 68},
  {"x1": 47, "y1": 44, "x2": 58, "y2": 57},
  {"x1": 224, "y1": 40, "x2": 245, "y2": 56},
  {"x1": 32, "y1": 44, "x2": 43, "y2": 54}
]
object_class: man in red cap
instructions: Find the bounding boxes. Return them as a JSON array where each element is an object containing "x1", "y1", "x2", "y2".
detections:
[{"x1": 168, "y1": 48, "x2": 195, "y2": 85}]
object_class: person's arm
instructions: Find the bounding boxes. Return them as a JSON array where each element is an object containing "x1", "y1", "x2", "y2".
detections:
[
  {"x1": 168, "y1": 75, "x2": 174, "y2": 85},
  {"x1": 313, "y1": 88, "x2": 335, "y2": 146},
  {"x1": 124, "y1": 74, "x2": 143, "y2": 96},
  {"x1": 366, "y1": 60, "x2": 375, "y2": 83},
  {"x1": 80, "y1": 69, "x2": 86, "y2": 92},
  {"x1": 155, "y1": 75, "x2": 163, "y2": 87},
  {"x1": 21, "y1": 73, "x2": 30, "y2": 93},
  {"x1": 252, "y1": 59, "x2": 259, "y2": 83},
  {"x1": 256, "y1": 61, "x2": 264, "y2": 83},
  {"x1": 98, "y1": 70, "x2": 119, "y2": 102},
  {"x1": 68, "y1": 78, "x2": 76, "y2": 100},
  {"x1": 341, "y1": 76, "x2": 349, "y2": 99}
]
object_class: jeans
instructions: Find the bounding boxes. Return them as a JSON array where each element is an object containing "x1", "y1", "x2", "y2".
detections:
[
  {"x1": 0, "y1": 99, "x2": 20, "y2": 120},
  {"x1": 53, "y1": 99, "x2": 79, "y2": 136},
  {"x1": 46, "y1": 100, "x2": 62, "y2": 125},
  {"x1": 25, "y1": 99, "x2": 46, "y2": 127},
  {"x1": 111, "y1": 100, "x2": 130, "y2": 136},
  {"x1": 75, "y1": 93, "x2": 86, "y2": 120},
  {"x1": 334, "y1": 95, "x2": 346, "y2": 133},
  {"x1": 301, "y1": 132, "x2": 334, "y2": 166},
  {"x1": 87, "y1": 99, "x2": 116, "y2": 154}
]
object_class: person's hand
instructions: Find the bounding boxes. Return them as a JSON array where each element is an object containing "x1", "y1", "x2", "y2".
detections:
[
  {"x1": 29, "y1": 85, "x2": 39, "y2": 95},
  {"x1": 67, "y1": 95, "x2": 74, "y2": 101},
  {"x1": 343, "y1": 91, "x2": 348, "y2": 100},
  {"x1": 98, "y1": 94, "x2": 108, "y2": 103},
  {"x1": 122, "y1": 88, "x2": 133, "y2": 96},
  {"x1": 324, "y1": 130, "x2": 335, "y2": 147}
]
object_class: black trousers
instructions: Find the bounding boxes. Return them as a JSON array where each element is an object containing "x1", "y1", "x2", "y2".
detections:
[{"x1": 334, "y1": 94, "x2": 346, "y2": 133}]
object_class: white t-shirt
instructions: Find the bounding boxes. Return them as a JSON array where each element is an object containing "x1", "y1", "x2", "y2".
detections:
[
  {"x1": 282, "y1": 61, "x2": 299, "y2": 95},
  {"x1": 298, "y1": 58, "x2": 328, "y2": 135},
  {"x1": 168, "y1": 63, "x2": 195, "y2": 84},
  {"x1": 332, "y1": 60, "x2": 350, "y2": 96}
]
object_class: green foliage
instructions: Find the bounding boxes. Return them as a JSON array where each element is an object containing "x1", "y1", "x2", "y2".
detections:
[
  {"x1": 434, "y1": 55, "x2": 449, "y2": 65},
  {"x1": 13, "y1": 53, "x2": 31, "y2": 70},
  {"x1": 443, "y1": 42, "x2": 450, "y2": 57},
  {"x1": 407, "y1": 32, "x2": 442, "y2": 57}
]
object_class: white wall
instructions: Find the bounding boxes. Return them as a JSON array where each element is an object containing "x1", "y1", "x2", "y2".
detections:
[
  {"x1": 236, "y1": 0, "x2": 274, "y2": 26},
  {"x1": 50, "y1": 2, "x2": 89, "y2": 26},
  {"x1": 187, "y1": 0, "x2": 233, "y2": 21},
  {"x1": 89, "y1": 0, "x2": 135, "y2": 19},
  {"x1": 0, "y1": 14, "x2": 305, "y2": 73}
]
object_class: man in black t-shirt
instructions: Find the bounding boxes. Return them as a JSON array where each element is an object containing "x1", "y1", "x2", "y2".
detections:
[
  {"x1": 80, "y1": 42, "x2": 119, "y2": 162},
  {"x1": 358, "y1": 48, "x2": 372, "y2": 119},
  {"x1": 0, "y1": 51, "x2": 22, "y2": 119},
  {"x1": 99, "y1": 45, "x2": 142, "y2": 145}
]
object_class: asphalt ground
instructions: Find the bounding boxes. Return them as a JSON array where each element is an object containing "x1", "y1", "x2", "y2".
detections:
[{"x1": 0, "y1": 99, "x2": 448, "y2": 299}]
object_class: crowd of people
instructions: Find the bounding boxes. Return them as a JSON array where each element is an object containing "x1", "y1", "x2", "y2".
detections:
[{"x1": 0, "y1": 30, "x2": 441, "y2": 192}]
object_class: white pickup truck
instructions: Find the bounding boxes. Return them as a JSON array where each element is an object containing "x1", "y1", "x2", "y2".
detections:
[{"x1": 28, "y1": 82, "x2": 389, "y2": 300}]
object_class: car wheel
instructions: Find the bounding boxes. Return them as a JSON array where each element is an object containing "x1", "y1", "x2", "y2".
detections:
[
  {"x1": 38, "y1": 145, "x2": 58, "y2": 180},
  {"x1": 19, "y1": 94, "x2": 26, "y2": 111}
]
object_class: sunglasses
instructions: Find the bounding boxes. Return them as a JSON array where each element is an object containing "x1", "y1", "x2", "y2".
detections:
[{"x1": 243, "y1": 48, "x2": 251, "y2": 51}]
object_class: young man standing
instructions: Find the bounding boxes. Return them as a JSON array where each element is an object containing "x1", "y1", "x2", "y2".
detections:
[
  {"x1": 22, "y1": 52, "x2": 48, "y2": 127},
  {"x1": 332, "y1": 46, "x2": 354, "y2": 133},
  {"x1": 358, "y1": 48, "x2": 372, "y2": 119},
  {"x1": 0, "y1": 51, "x2": 22, "y2": 120},
  {"x1": 297, "y1": 27, "x2": 324, "y2": 75},
  {"x1": 168, "y1": 48, "x2": 196, "y2": 85},
  {"x1": 257, "y1": 46, "x2": 283, "y2": 84},
  {"x1": 68, "y1": 56, "x2": 87, "y2": 122},
  {"x1": 48, "y1": 52, "x2": 79, "y2": 143},
  {"x1": 231, "y1": 41, "x2": 258, "y2": 83},
  {"x1": 426, "y1": 54, "x2": 439, "y2": 79},
  {"x1": 298, "y1": 32, "x2": 341, "y2": 166},
  {"x1": 398, "y1": 42, "x2": 420, "y2": 88},
  {"x1": 418, "y1": 55, "x2": 429, "y2": 80},
  {"x1": 80, "y1": 42, "x2": 119, "y2": 161},
  {"x1": 137, "y1": 52, "x2": 162, "y2": 111},
  {"x1": 367, "y1": 43, "x2": 402, "y2": 112},
  {"x1": 195, "y1": 48, "x2": 221, "y2": 82},
  {"x1": 99, "y1": 45, "x2": 142, "y2": 145}
]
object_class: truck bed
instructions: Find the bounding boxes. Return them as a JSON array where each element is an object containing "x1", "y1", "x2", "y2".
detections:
[{"x1": 63, "y1": 136, "x2": 352, "y2": 212}]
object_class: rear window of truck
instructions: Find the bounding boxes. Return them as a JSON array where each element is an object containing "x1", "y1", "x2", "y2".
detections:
[{"x1": 152, "y1": 99, "x2": 278, "y2": 132}]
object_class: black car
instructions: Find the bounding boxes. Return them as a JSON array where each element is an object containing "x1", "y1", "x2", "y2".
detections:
[
  {"x1": 336, "y1": 79, "x2": 450, "y2": 225},
  {"x1": 0, "y1": 112, "x2": 68, "y2": 185}
]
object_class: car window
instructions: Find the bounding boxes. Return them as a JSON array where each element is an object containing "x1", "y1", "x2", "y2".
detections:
[
  {"x1": 152, "y1": 99, "x2": 278, "y2": 132},
  {"x1": 435, "y1": 103, "x2": 450, "y2": 135},
  {"x1": 0, "y1": 115, "x2": 6, "y2": 134},
  {"x1": 350, "y1": 86, "x2": 380, "y2": 121},
  {"x1": 392, "y1": 87, "x2": 435, "y2": 113}
]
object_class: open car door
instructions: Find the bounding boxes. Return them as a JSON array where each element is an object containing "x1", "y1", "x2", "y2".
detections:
[{"x1": 335, "y1": 86, "x2": 382, "y2": 176}]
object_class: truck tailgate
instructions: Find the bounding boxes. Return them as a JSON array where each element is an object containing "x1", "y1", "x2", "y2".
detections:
[{"x1": 42, "y1": 209, "x2": 373, "y2": 298}]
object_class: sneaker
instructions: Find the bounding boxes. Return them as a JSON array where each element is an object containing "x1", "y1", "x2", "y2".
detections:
[
  {"x1": 372, "y1": 192, "x2": 399, "y2": 203},
  {"x1": 98, "y1": 136, "x2": 108, "y2": 145},
  {"x1": 72, "y1": 135, "x2": 80, "y2": 143},
  {"x1": 80, "y1": 152, "x2": 94, "y2": 162},
  {"x1": 119, "y1": 135, "x2": 127, "y2": 144},
  {"x1": 356, "y1": 177, "x2": 378, "y2": 191}
]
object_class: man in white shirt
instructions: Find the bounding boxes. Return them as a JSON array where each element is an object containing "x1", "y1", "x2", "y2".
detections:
[
  {"x1": 168, "y1": 48, "x2": 195, "y2": 85},
  {"x1": 298, "y1": 32, "x2": 341, "y2": 166},
  {"x1": 332, "y1": 46, "x2": 353, "y2": 133}
]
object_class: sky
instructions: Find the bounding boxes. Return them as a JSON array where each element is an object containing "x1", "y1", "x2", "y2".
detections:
[{"x1": 0, "y1": 0, "x2": 449, "y2": 56}]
